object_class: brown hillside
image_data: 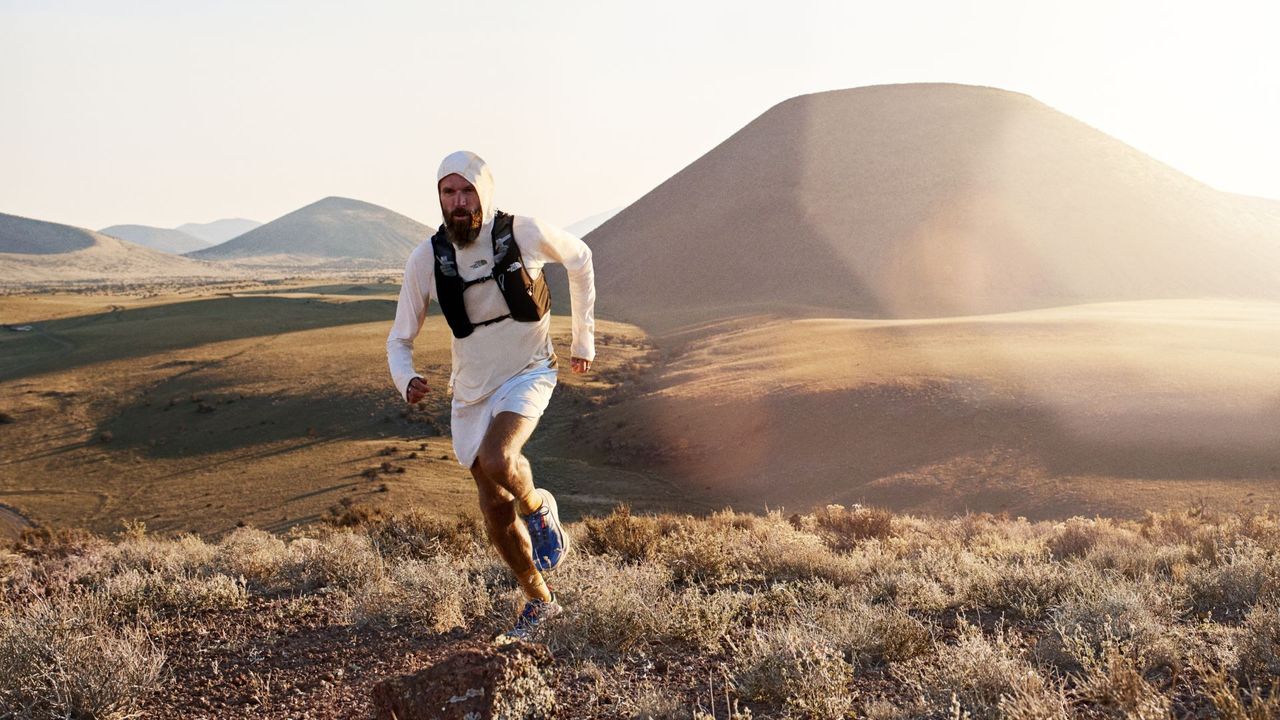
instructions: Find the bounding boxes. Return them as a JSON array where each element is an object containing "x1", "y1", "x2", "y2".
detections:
[
  {"x1": 587, "y1": 84, "x2": 1280, "y2": 329},
  {"x1": 0, "y1": 212, "x2": 226, "y2": 285}
]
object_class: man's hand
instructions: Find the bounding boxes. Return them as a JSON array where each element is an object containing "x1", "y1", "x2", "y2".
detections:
[
  {"x1": 406, "y1": 376, "x2": 429, "y2": 403},
  {"x1": 570, "y1": 357, "x2": 592, "y2": 374}
]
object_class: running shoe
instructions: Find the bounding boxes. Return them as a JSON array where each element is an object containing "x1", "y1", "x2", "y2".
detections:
[
  {"x1": 523, "y1": 488, "x2": 570, "y2": 572},
  {"x1": 494, "y1": 594, "x2": 563, "y2": 644}
]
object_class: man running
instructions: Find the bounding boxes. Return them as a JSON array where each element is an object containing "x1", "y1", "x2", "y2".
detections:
[{"x1": 387, "y1": 150, "x2": 595, "y2": 642}]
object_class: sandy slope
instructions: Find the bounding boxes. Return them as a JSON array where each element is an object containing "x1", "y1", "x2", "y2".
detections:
[{"x1": 579, "y1": 299, "x2": 1280, "y2": 519}]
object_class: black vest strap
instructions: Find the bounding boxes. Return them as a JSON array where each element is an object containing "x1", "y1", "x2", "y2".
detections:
[{"x1": 430, "y1": 211, "x2": 551, "y2": 339}]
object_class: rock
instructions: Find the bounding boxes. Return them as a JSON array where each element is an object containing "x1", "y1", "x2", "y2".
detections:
[{"x1": 372, "y1": 641, "x2": 555, "y2": 720}]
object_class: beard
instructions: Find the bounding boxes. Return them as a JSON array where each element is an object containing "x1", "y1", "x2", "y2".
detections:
[{"x1": 445, "y1": 208, "x2": 483, "y2": 247}]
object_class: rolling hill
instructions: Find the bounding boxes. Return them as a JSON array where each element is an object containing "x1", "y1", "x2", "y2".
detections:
[
  {"x1": 587, "y1": 83, "x2": 1280, "y2": 329},
  {"x1": 189, "y1": 197, "x2": 429, "y2": 266},
  {"x1": 99, "y1": 224, "x2": 211, "y2": 254},
  {"x1": 0, "y1": 212, "x2": 220, "y2": 284}
]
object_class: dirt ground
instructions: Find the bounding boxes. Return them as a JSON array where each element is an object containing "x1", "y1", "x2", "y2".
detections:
[{"x1": 3, "y1": 285, "x2": 1278, "y2": 538}]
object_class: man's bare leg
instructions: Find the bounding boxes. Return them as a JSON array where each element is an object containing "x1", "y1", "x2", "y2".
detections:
[{"x1": 471, "y1": 411, "x2": 550, "y2": 602}]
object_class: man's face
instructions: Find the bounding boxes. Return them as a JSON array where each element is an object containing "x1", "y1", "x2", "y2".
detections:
[{"x1": 439, "y1": 173, "x2": 482, "y2": 247}]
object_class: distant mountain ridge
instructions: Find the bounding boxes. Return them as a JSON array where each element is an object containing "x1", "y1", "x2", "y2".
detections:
[
  {"x1": 99, "y1": 224, "x2": 211, "y2": 255},
  {"x1": 189, "y1": 197, "x2": 428, "y2": 265},
  {"x1": 587, "y1": 83, "x2": 1280, "y2": 329},
  {"x1": 178, "y1": 218, "x2": 261, "y2": 245}
]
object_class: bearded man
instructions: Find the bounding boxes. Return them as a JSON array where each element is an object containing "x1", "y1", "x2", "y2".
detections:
[{"x1": 387, "y1": 150, "x2": 595, "y2": 641}]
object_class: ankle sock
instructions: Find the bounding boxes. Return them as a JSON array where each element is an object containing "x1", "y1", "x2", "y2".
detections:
[{"x1": 517, "y1": 489, "x2": 543, "y2": 517}]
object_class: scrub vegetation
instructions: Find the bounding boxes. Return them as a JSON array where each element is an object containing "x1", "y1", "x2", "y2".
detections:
[{"x1": 3, "y1": 504, "x2": 1279, "y2": 718}]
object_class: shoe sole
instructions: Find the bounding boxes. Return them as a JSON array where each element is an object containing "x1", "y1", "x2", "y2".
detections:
[{"x1": 537, "y1": 488, "x2": 570, "y2": 573}]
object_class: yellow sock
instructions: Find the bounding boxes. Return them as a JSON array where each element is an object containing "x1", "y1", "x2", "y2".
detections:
[{"x1": 517, "y1": 489, "x2": 543, "y2": 516}]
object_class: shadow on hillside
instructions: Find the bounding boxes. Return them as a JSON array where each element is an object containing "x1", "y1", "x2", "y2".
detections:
[
  {"x1": 87, "y1": 381, "x2": 448, "y2": 460},
  {"x1": 247, "y1": 283, "x2": 401, "y2": 297},
  {"x1": 0, "y1": 295, "x2": 395, "y2": 382},
  {"x1": 584, "y1": 381, "x2": 1280, "y2": 517}
]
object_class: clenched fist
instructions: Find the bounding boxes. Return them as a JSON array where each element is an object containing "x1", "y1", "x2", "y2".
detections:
[{"x1": 406, "y1": 377, "x2": 429, "y2": 403}]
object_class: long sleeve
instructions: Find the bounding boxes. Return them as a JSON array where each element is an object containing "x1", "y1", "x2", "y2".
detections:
[
  {"x1": 386, "y1": 245, "x2": 435, "y2": 401},
  {"x1": 522, "y1": 217, "x2": 596, "y2": 361}
]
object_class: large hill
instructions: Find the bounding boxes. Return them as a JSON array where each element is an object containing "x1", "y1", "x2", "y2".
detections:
[
  {"x1": 177, "y1": 217, "x2": 261, "y2": 245},
  {"x1": 190, "y1": 197, "x2": 428, "y2": 266},
  {"x1": 0, "y1": 212, "x2": 220, "y2": 284},
  {"x1": 587, "y1": 83, "x2": 1280, "y2": 329},
  {"x1": 99, "y1": 224, "x2": 211, "y2": 254}
]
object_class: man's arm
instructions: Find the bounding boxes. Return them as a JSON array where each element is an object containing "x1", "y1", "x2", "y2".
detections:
[
  {"x1": 386, "y1": 247, "x2": 435, "y2": 401},
  {"x1": 520, "y1": 217, "x2": 595, "y2": 370}
]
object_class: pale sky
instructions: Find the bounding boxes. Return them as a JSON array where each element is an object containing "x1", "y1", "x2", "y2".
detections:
[{"x1": 2, "y1": 0, "x2": 1278, "y2": 232}]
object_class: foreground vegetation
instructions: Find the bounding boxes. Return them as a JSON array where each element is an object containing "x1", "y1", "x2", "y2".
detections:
[{"x1": 2, "y1": 502, "x2": 1279, "y2": 718}]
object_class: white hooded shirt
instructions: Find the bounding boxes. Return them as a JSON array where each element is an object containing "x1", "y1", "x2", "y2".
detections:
[{"x1": 386, "y1": 151, "x2": 596, "y2": 405}]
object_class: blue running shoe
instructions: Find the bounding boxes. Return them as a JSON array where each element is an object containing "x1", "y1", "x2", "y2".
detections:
[
  {"x1": 523, "y1": 488, "x2": 570, "y2": 572},
  {"x1": 494, "y1": 594, "x2": 563, "y2": 644}
]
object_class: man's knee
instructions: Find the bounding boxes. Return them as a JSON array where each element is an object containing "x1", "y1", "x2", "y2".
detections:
[{"x1": 476, "y1": 444, "x2": 520, "y2": 482}]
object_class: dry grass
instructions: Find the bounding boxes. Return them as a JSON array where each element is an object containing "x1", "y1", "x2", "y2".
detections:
[{"x1": 4, "y1": 505, "x2": 1280, "y2": 717}]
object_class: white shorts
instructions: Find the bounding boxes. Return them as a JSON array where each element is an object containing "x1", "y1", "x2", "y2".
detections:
[{"x1": 450, "y1": 364, "x2": 558, "y2": 468}]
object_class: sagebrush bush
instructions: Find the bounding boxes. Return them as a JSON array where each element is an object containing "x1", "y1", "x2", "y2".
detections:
[
  {"x1": 733, "y1": 623, "x2": 855, "y2": 719},
  {"x1": 0, "y1": 593, "x2": 165, "y2": 720},
  {"x1": 542, "y1": 554, "x2": 672, "y2": 658},
  {"x1": 217, "y1": 526, "x2": 289, "y2": 587},
  {"x1": 1040, "y1": 578, "x2": 1178, "y2": 675},
  {"x1": 907, "y1": 622, "x2": 1066, "y2": 720},
  {"x1": 1236, "y1": 604, "x2": 1280, "y2": 679},
  {"x1": 1186, "y1": 541, "x2": 1279, "y2": 621},
  {"x1": 366, "y1": 509, "x2": 483, "y2": 560},
  {"x1": 579, "y1": 504, "x2": 671, "y2": 563},
  {"x1": 962, "y1": 553, "x2": 1076, "y2": 621},
  {"x1": 806, "y1": 503, "x2": 897, "y2": 552},
  {"x1": 1057, "y1": 625, "x2": 1172, "y2": 719},
  {"x1": 289, "y1": 530, "x2": 385, "y2": 590},
  {"x1": 813, "y1": 601, "x2": 935, "y2": 666},
  {"x1": 350, "y1": 555, "x2": 491, "y2": 631},
  {"x1": 103, "y1": 568, "x2": 246, "y2": 615}
]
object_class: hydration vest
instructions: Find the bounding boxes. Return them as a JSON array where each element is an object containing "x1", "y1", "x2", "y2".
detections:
[{"x1": 431, "y1": 211, "x2": 551, "y2": 339}]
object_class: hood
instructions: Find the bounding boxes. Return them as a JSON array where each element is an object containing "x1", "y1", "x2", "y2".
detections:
[{"x1": 437, "y1": 150, "x2": 496, "y2": 227}]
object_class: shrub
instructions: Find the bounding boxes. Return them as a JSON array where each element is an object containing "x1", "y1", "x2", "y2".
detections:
[
  {"x1": 962, "y1": 554, "x2": 1076, "y2": 621},
  {"x1": 816, "y1": 602, "x2": 934, "y2": 666},
  {"x1": 217, "y1": 526, "x2": 290, "y2": 588},
  {"x1": 907, "y1": 622, "x2": 1066, "y2": 720},
  {"x1": 808, "y1": 503, "x2": 896, "y2": 552},
  {"x1": 579, "y1": 504, "x2": 670, "y2": 563},
  {"x1": 1058, "y1": 625, "x2": 1172, "y2": 719},
  {"x1": 287, "y1": 531, "x2": 384, "y2": 591},
  {"x1": 1040, "y1": 576, "x2": 1177, "y2": 675},
  {"x1": 350, "y1": 555, "x2": 490, "y2": 632},
  {"x1": 732, "y1": 624, "x2": 855, "y2": 719},
  {"x1": 0, "y1": 594, "x2": 165, "y2": 720},
  {"x1": 1186, "y1": 541, "x2": 1279, "y2": 621},
  {"x1": 368, "y1": 510, "x2": 482, "y2": 560},
  {"x1": 1236, "y1": 604, "x2": 1280, "y2": 681},
  {"x1": 102, "y1": 568, "x2": 247, "y2": 615},
  {"x1": 542, "y1": 555, "x2": 672, "y2": 659}
]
